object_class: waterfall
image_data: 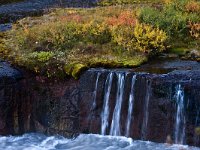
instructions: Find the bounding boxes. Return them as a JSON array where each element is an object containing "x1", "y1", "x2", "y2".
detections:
[
  {"x1": 91, "y1": 72, "x2": 101, "y2": 110},
  {"x1": 88, "y1": 72, "x2": 101, "y2": 129},
  {"x1": 110, "y1": 73, "x2": 125, "y2": 136},
  {"x1": 125, "y1": 75, "x2": 137, "y2": 137},
  {"x1": 101, "y1": 72, "x2": 114, "y2": 135},
  {"x1": 141, "y1": 79, "x2": 151, "y2": 140},
  {"x1": 174, "y1": 84, "x2": 186, "y2": 144}
]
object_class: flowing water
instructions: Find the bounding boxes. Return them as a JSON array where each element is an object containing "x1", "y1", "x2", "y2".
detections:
[
  {"x1": 101, "y1": 72, "x2": 114, "y2": 135},
  {"x1": 110, "y1": 73, "x2": 125, "y2": 136},
  {"x1": 141, "y1": 80, "x2": 152, "y2": 140},
  {"x1": 174, "y1": 84, "x2": 186, "y2": 144},
  {"x1": 91, "y1": 72, "x2": 101, "y2": 110},
  {"x1": 125, "y1": 75, "x2": 136, "y2": 137},
  {"x1": 0, "y1": 133, "x2": 199, "y2": 150}
]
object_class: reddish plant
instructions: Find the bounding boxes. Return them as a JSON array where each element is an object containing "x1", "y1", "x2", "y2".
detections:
[
  {"x1": 106, "y1": 11, "x2": 137, "y2": 27},
  {"x1": 59, "y1": 14, "x2": 82, "y2": 23},
  {"x1": 185, "y1": 1, "x2": 200, "y2": 13},
  {"x1": 188, "y1": 21, "x2": 200, "y2": 39}
]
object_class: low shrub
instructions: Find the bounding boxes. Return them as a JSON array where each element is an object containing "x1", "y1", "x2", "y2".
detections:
[
  {"x1": 85, "y1": 22, "x2": 112, "y2": 44},
  {"x1": 133, "y1": 23, "x2": 167, "y2": 54},
  {"x1": 185, "y1": 1, "x2": 200, "y2": 13},
  {"x1": 98, "y1": 0, "x2": 163, "y2": 6},
  {"x1": 188, "y1": 21, "x2": 200, "y2": 39},
  {"x1": 111, "y1": 23, "x2": 167, "y2": 55},
  {"x1": 28, "y1": 51, "x2": 54, "y2": 62},
  {"x1": 139, "y1": 0, "x2": 200, "y2": 37},
  {"x1": 106, "y1": 11, "x2": 137, "y2": 27}
]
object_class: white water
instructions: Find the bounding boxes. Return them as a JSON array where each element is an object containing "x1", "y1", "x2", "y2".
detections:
[
  {"x1": 110, "y1": 73, "x2": 126, "y2": 136},
  {"x1": 91, "y1": 72, "x2": 101, "y2": 110},
  {"x1": 141, "y1": 80, "x2": 151, "y2": 140},
  {"x1": 174, "y1": 84, "x2": 186, "y2": 144},
  {"x1": 101, "y1": 72, "x2": 114, "y2": 135},
  {"x1": 0, "y1": 133, "x2": 199, "y2": 150},
  {"x1": 125, "y1": 75, "x2": 137, "y2": 137}
]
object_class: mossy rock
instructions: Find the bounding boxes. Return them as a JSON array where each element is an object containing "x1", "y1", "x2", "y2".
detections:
[
  {"x1": 195, "y1": 127, "x2": 200, "y2": 135},
  {"x1": 63, "y1": 64, "x2": 74, "y2": 76},
  {"x1": 89, "y1": 60, "x2": 122, "y2": 68},
  {"x1": 169, "y1": 47, "x2": 188, "y2": 56},
  {"x1": 64, "y1": 63, "x2": 88, "y2": 79},
  {"x1": 72, "y1": 64, "x2": 88, "y2": 79}
]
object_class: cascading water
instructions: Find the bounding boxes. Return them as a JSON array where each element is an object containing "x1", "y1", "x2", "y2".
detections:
[
  {"x1": 88, "y1": 72, "x2": 101, "y2": 129},
  {"x1": 101, "y1": 72, "x2": 114, "y2": 135},
  {"x1": 174, "y1": 84, "x2": 186, "y2": 144},
  {"x1": 91, "y1": 72, "x2": 101, "y2": 110},
  {"x1": 125, "y1": 75, "x2": 137, "y2": 137},
  {"x1": 141, "y1": 79, "x2": 151, "y2": 140},
  {"x1": 110, "y1": 73, "x2": 126, "y2": 136}
]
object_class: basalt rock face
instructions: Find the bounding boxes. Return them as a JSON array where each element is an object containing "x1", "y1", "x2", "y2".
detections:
[
  {"x1": 0, "y1": 61, "x2": 79, "y2": 137},
  {"x1": 0, "y1": 59, "x2": 200, "y2": 147},
  {"x1": 79, "y1": 60, "x2": 200, "y2": 146}
]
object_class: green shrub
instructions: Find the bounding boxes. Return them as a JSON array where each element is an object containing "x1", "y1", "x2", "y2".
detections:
[
  {"x1": 111, "y1": 23, "x2": 167, "y2": 55},
  {"x1": 28, "y1": 51, "x2": 54, "y2": 62},
  {"x1": 139, "y1": 0, "x2": 200, "y2": 37},
  {"x1": 111, "y1": 25, "x2": 135, "y2": 53},
  {"x1": 133, "y1": 23, "x2": 167, "y2": 54},
  {"x1": 98, "y1": 0, "x2": 162, "y2": 6},
  {"x1": 36, "y1": 22, "x2": 83, "y2": 52},
  {"x1": 85, "y1": 22, "x2": 112, "y2": 44}
]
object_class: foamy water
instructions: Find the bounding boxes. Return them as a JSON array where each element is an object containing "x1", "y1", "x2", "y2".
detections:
[{"x1": 0, "y1": 133, "x2": 199, "y2": 150}]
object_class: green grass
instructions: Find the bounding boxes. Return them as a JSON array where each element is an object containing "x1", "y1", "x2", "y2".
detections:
[{"x1": 98, "y1": 0, "x2": 164, "y2": 6}]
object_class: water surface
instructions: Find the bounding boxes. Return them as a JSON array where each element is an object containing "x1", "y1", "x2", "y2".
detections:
[{"x1": 0, "y1": 133, "x2": 199, "y2": 150}]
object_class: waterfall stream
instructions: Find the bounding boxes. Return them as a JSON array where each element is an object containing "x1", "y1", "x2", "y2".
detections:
[
  {"x1": 94, "y1": 70, "x2": 198, "y2": 146},
  {"x1": 174, "y1": 84, "x2": 186, "y2": 144},
  {"x1": 101, "y1": 72, "x2": 114, "y2": 135},
  {"x1": 92, "y1": 72, "x2": 101, "y2": 110},
  {"x1": 141, "y1": 80, "x2": 151, "y2": 140},
  {"x1": 125, "y1": 75, "x2": 136, "y2": 137},
  {"x1": 110, "y1": 73, "x2": 125, "y2": 136}
]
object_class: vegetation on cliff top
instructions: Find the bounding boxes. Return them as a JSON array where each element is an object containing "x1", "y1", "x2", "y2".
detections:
[{"x1": 0, "y1": 0, "x2": 199, "y2": 79}]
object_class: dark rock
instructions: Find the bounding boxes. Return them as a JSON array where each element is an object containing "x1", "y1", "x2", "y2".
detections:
[
  {"x1": 0, "y1": 0, "x2": 99, "y2": 24},
  {"x1": 0, "y1": 59, "x2": 200, "y2": 147}
]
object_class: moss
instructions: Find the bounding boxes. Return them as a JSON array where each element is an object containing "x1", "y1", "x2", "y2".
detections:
[
  {"x1": 169, "y1": 47, "x2": 188, "y2": 56},
  {"x1": 63, "y1": 64, "x2": 74, "y2": 76},
  {"x1": 71, "y1": 64, "x2": 88, "y2": 79},
  {"x1": 88, "y1": 55, "x2": 147, "y2": 68},
  {"x1": 64, "y1": 63, "x2": 88, "y2": 79},
  {"x1": 195, "y1": 127, "x2": 200, "y2": 135}
]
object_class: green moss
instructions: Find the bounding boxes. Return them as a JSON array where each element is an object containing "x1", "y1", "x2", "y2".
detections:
[
  {"x1": 88, "y1": 55, "x2": 147, "y2": 68},
  {"x1": 64, "y1": 63, "x2": 88, "y2": 79},
  {"x1": 169, "y1": 47, "x2": 188, "y2": 56},
  {"x1": 71, "y1": 64, "x2": 88, "y2": 79},
  {"x1": 63, "y1": 64, "x2": 74, "y2": 76},
  {"x1": 195, "y1": 127, "x2": 200, "y2": 135}
]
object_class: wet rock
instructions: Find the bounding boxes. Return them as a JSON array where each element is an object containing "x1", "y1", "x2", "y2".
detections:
[
  {"x1": 0, "y1": 61, "x2": 79, "y2": 137},
  {"x1": 78, "y1": 59, "x2": 200, "y2": 146},
  {"x1": 0, "y1": 58, "x2": 200, "y2": 147}
]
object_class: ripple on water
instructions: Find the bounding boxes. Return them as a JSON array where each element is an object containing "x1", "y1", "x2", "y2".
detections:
[{"x1": 0, "y1": 133, "x2": 199, "y2": 150}]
